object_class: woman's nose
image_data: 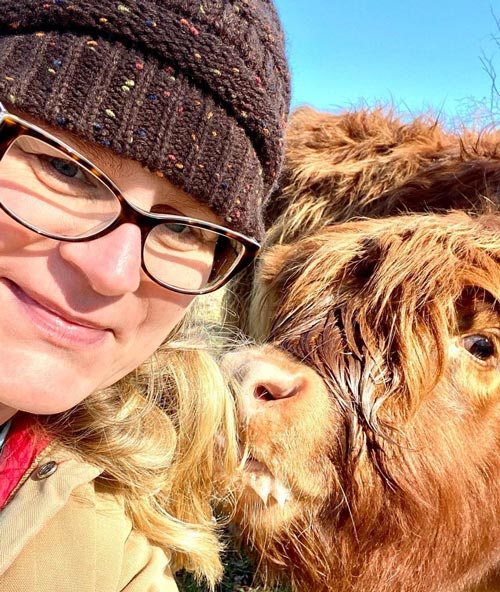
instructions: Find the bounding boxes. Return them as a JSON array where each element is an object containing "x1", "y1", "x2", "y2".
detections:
[{"x1": 58, "y1": 223, "x2": 142, "y2": 296}]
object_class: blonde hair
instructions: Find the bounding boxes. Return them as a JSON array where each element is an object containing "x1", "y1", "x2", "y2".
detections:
[{"x1": 38, "y1": 305, "x2": 238, "y2": 587}]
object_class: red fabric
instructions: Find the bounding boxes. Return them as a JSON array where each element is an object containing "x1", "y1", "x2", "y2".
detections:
[{"x1": 0, "y1": 414, "x2": 52, "y2": 508}]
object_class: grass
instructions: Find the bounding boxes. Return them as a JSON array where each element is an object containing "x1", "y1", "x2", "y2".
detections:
[{"x1": 176, "y1": 545, "x2": 290, "y2": 592}]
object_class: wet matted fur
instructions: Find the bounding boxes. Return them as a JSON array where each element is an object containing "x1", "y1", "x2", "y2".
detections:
[{"x1": 224, "y1": 212, "x2": 500, "y2": 592}]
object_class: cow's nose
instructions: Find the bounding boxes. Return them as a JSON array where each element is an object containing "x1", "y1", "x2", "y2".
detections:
[{"x1": 222, "y1": 348, "x2": 307, "y2": 421}]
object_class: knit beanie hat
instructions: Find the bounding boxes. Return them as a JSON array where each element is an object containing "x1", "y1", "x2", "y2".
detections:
[{"x1": 0, "y1": 0, "x2": 290, "y2": 240}]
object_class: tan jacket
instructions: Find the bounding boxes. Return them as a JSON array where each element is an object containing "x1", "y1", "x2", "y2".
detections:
[{"x1": 0, "y1": 443, "x2": 178, "y2": 591}]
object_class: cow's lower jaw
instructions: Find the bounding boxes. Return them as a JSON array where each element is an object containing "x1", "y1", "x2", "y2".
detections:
[{"x1": 231, "y1": 458, "x2": 306, "y2": 535}]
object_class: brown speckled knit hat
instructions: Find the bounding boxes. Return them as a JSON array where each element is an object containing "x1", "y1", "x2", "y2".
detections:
[{"x1": 0, "y1": 0, "x2": 290, "y2": 240}]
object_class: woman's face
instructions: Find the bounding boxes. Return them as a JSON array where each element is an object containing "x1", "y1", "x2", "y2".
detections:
[{"x1": 0, "y1": 118, "x2": 220, "y2": 422}]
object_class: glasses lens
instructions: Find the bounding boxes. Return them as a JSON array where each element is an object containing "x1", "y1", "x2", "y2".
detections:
[
  {"x1": 144, "y1": 222, "x2": 244, "y2": 291},
  {"x1": 0, "y1": 135, "x2": 120, "y2": 238}
]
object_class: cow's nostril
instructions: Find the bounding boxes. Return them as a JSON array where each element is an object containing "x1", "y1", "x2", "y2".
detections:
[
  {"x1": 254, "y1": 385, "x2": 274, "y2": 401},
  {"x1": 253, "y1": 380, "x2": 302, "y2": 402}
]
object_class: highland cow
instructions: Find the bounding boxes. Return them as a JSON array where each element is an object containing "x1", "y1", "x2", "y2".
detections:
[
  {"x1": 225, "y1": 212, "x2": 500, "y2": 592},
  {"x1": 268, "y1": 106, "x2": 500, "y2": 238},
  {"x1": 223, "y1": 108, "x2": 500, "y2": 591}
]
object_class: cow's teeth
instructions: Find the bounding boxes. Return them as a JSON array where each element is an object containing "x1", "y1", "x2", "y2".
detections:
[
  {"x1": 241, "y1": 460, "x2": 292, "y2": 507},
  {"x1": 271, "y1": 481, "x2": 291, "y2": 507},
  {"x1": 247, "y1": 471, "x2": 273, "y2": 505}
]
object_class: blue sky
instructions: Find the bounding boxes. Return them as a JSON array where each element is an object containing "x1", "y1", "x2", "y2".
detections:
[{"x1": 274, "y1": 1, "x2": 500, "y2": 121}]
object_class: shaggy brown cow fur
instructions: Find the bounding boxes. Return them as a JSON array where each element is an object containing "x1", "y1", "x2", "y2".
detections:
[
  {"x1": 226, "y1": 107, "x2": 500, "y2": 336},
  {"x1": 223, "y1": 108, "x2": 500, "y2": 591},
  {"x1": 224, "y1": 213, "x2": 500, "y2": 592},
  {"x1": 268, "y1": 106, "x2": 500, "y2": 241}
]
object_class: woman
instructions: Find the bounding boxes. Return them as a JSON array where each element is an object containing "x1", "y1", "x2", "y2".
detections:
[{"x1": 0, "y1": 0, "x2": 290, "y2": 590}]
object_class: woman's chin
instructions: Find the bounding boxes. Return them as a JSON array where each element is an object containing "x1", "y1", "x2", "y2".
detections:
[
  {"x1": 0, "y1": 348, "x2": 106, "y2": 415},
  {"x1": 0, "y1": 384, "x2": 94, "y2": 415}
]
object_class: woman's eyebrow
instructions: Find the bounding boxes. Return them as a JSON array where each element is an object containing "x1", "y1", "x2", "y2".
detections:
[
  {"x1": 59, "y1": 131, "x2": 218, "y2": 220},
  {"x1": 58, "y1": 132, "x2": 125, "y2": 174}
]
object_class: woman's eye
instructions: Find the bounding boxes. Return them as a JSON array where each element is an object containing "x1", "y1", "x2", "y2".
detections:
[
  {"x1": 166, "y1": 222, "x2": 189, "y2": 235},
  {"x1": 48, "y1": 157, "x2": 81, "y2": 179},
  {"x1": 463, "y1": 334, "x2": 496, "y2": 361}
]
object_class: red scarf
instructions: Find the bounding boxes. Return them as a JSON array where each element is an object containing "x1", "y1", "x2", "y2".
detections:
[{"x1": 0, "y1": 414, "x2": 52, "y2": 508}]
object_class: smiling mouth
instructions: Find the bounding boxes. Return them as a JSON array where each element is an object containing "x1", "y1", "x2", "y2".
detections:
[{"x1": 4, "y1": 278, "x2": 111, "y2": 347}]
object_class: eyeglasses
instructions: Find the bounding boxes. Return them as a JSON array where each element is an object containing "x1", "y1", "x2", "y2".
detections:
[{"x1": 0, "y1": 102, "x2": 260, "y2": 295}]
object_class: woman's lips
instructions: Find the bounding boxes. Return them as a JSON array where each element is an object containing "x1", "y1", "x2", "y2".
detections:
[{"x1": 5, "y1": 279, "x2": 111, "y2": 347}]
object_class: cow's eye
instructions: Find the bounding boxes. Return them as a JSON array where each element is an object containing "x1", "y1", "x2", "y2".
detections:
[{"x1": 463, "y1": 334, "x2": 495, "y2": 361}]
